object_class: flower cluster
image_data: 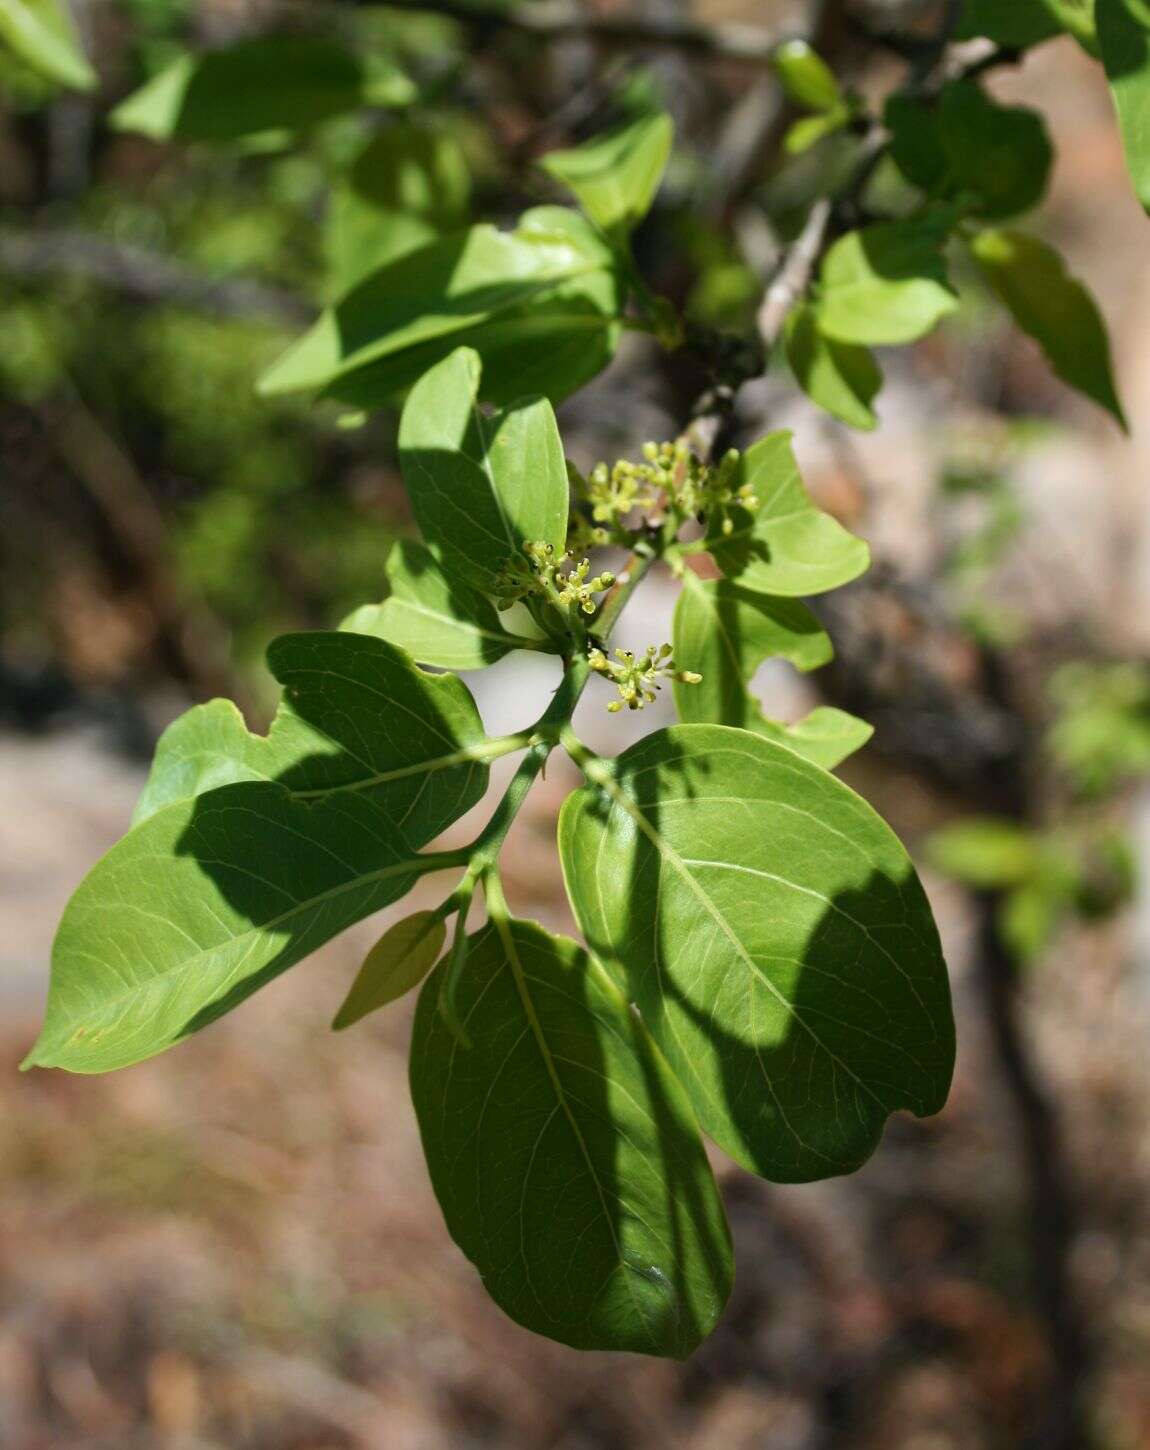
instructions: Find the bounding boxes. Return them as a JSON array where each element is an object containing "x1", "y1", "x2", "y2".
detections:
[
  {"x1": 495, "y1": 541, "x2": 615, "y2": 618},
  {"x1": 573, "y1": 441, "x2": 762, "y2": 539},
  {"x1": 588, "y1": 643, "x2": 701, "y2": 713}
]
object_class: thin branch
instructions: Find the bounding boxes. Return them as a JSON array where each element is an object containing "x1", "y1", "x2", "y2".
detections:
[
  {"x1": 341, "y1": 0, "x2": 787, "y2": 65},
  {"x1": 756, "y1": 197, "x2": 832, "y2": 352},
  {"x1": 0, "y1": 229, "x2": 310, "y2": 325}
]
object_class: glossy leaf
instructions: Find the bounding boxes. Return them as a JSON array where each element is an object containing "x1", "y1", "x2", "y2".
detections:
[
  {"x1": 326, "y1": 121, "x2": 471, "y2": 293},
  {"x1": 785, "y1": 303, "x2": 881, "y2": 430},
  {"x1": 938, "y1": 81, "x2": 1052, "y2": 219},
  {"x1": 970, "y1": 229, "x2": 1126, "y2": 426},
  {"x1": 539, "y1": 110, "x2": 673, "y2": 241},
  {"x1": 341, "y1": 538, "x2": 552, "y2": 669},
  {"x1": 705, "y1": 431, "x2": 870, "y2": 597},
  {"x1": 333, "y1": 910, "x2": 446, "y2": 1028},
  {"x1": 410, "y1": 918, "x2": 733, "y2": 1356},
  {"x1": 559, "y1": 725, "x2": 955, "y2": 1182},
  {"x1": 0, "y1": 0, "x2": 95, "y2": 89},
  {"x1": 817, "y1": 219, "x2": 959, "y2": 347},
  {"x1": 28, "y1": 633, "x2": 491, "y2": 1073},
  {"x1": 397, "y1": 347, "x2": 569, "y2": 593},
  {"x1": 1097, "y1": 0, "x2": 1150, "y2": 210},
  {"x1": 259, "y1": 208, "x2": 624, "y2": 408},
  {"x1": 110, "y1": 39, "x2": 394, "y2": 142}
]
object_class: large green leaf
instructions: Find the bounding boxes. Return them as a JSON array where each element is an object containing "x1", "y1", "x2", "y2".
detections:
[
  {"x1": 671, "y1": 574, "x2": 871, "y2": 770},
  {"x1": 0, "y1": 0, "x2": 94, "y2": 89},
  {"x1": 817, "y1": 219, "x2": 959, "y2": 347},
  {"x1": 785, "y1": 303, "x2": 881, "y2": 431},
  {"x1": 259, "y1": 208, "x2": 624, "y2": 408},
  {"x1": 110, "y1": 39, "x2": 398, "y2": 141},
  {"x1": 397, "y1": 347, "x2": 569, "y2": 593},
  {"x1": 410, "y1": 918, "x2": 733, "y2": 1356},
  {"x1": 937, "y1": 82, "x2": 1052, "y2": 219},
  {"x1": 539, "y1": 111, "x2": 673, "y2": 241},
  {"x1": 341, "y1": 538, "x2": 553, "y2": 669},
  {"x1": 704, "y1": 432, "x2": 870, "y2": 596},
  {"x1": 970, "y1": 229, "x2": 1126, "y2": 426},
  {"x1": 1097, "y1": 0, "x2": 1150, "y2": 210},
  {"x1": 27, "y1": 633, "x2": 493, "y2": 1073},
  {"x1": 559, "y1": 726, "x2": 954, "y2": 1182},
  {"x1": 326, "y1": 120, "x2": 471, "y2": 293},
  {"x1": 956, "y1": 0, "x2": 1065, "y2": 47}
]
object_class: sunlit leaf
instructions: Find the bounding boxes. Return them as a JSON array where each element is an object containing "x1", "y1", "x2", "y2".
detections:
[
  {"x1": 817, "y1": 218, "x2": 959, "y2": 347},
  {"x1": 705, "y1": 431, "x2": 870, "y2": 596},
  {"x1": 0, "y1": 0, "x2": 94, "y2": 89},
  {"x1": 28, "y1": 633, "x2": 491, "y2": 1073},
  {"x1": 560, "y1": 725, "x2": 955, "y2": 1182},
  {"x1": 1097, "y1": 0, "x2": 1150, "y2": 210},
  {"x1": 259, "y1": 208, "x2": 624, "y2": 408},
  {"x1": 539, "y1": 110, "x2": 673, "y2": 241},
  {"x1": 341, "y1": 538, "x2": 554, "y2": 669},
  {"x1": 397, "y1": 347, "x2": 569, "y2": 593},
  {"x1": 410, "y1": 917, "x2": 733, "y2": 1356}
]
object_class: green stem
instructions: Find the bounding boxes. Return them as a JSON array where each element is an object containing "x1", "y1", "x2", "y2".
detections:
[{"x1": 594, "y1": 544, "x2": 658, "y2": 641}]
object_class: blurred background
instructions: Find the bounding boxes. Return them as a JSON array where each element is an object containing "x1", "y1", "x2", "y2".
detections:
[{"x1": 4, "y1": 1, "x2": 1150, "y2": 1446}]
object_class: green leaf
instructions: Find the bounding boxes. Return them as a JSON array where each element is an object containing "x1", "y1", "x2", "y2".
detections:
[
  {"x1": 333, "y1": 910, "x2": 446, "y2": 1028},
  {"x1": 410, "y1": 917, "x2": 733, "y2": 1356},
  {"x1": 0, "y1": 0, "x2": 94, "y2": 89},
  {"x1": 970, "y1": 229, "x2": 1126, "y2": 426},
  {"x1": 110, "y1": 39, "x2": 384, "y2": 142},
  {"x1": 341, "y1": 538, "x2": 552, "y2": 669},
  {"x1": 705, "y1": 431, "x2": 870, "y2": 596},
  {"x1": 539, "y1": 110, "x2": 673, "y2": 241},
  {"x1": 559, "y1": 726, "x2": 955, "y2": 1183},
  {"x1": 28, "y1": 633, "x2": 493, "y2": 1073},
  {"x1": 397, "y1": 347, "x2": 569, "y2": 593},
  {"x1": 884, "y1": 95, "x2": 949, "y2": 193},
  {"x1": 956, "y1": 0, "x2": 1066, "y2": 47},
  {"x1": 784, "y1": 108, "x2": 852, "y2": 156},
  {"x1": 785, "y1": 303, "x2": 881, "y2": 430},
  {"x1": 817, "y1": 219, "x2": 959, "y2": 347},
  {"x1": 752, "y1": 707, "x2": 874, "y2": 770},
  {"x1": 938, "y1": 81, "x2": 1052, "y2": 219},
  {"x1": 927, "y1": 817, "x2": 1040, "y2": 889},
  {"x1": 258, "y1": 207, "x2": 624, "y2": 408},
  {"x1": 1097, "y1": 0, "x2": 1150, "y2": 210},
  {"x1": 326, "y1": 120, "x2": 471, "y2": 293},
  {"x1": 772, "y1": 39, "x2": 843, "y2": 111}
]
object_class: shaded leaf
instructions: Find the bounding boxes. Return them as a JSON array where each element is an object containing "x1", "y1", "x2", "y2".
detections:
[
  {"x1": 341, "y1": 538, "x2": 552, "y2": 669},
  {"x1": 705, "y1": 431, "x2": 870, "y2": 596},
  {"x1": 956, "y1": 0, "x2": 1065, "y2": 47},
  {"x1": 111, "y1": 39, "x2": 396, "y2": 141},
  {"x1": 539, "y1": 111, "x2": 673, "y2": 241},
  {"x1": 0, "y1": 0, "x2": 94, "y2": 89},
  {"x1": 884, "y1": 94, "x2": 949, "y2": 193},
  {"x1": 410, "y1": 917, "x2": 733, "y2": 1356},
  {"x1": 817, "y1": 218, "x2": 959, "y2": 346},
  {"x1": 785, "y1": 303, "x2": 881, "y2": 430},
  {"x1": 333, "y1": 910, "x2": 446, "y2": 1028},
  {"x1": 259, "y1": 207, "x2": 624, "y2": 408},
  {"x1": 938, "y1": 81, "x2": 1052, "y2": 219},
  {"x1": 970, "y1": 229, "x2": 1126, "y2": 426},
  {"x1": 397, "y1": 347, "x2": 568, "y2": 594},
  {"x1": 559, "y1": 726, "x2": 954, "y2": 1182},
  {"x1": 28, "y1": 633, "x2": 492, "y2": 1073}
]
